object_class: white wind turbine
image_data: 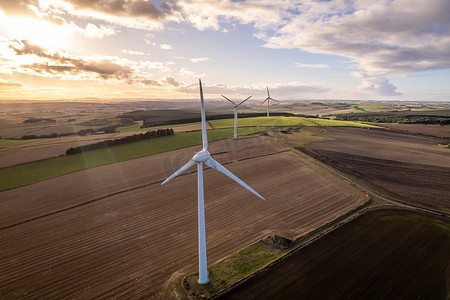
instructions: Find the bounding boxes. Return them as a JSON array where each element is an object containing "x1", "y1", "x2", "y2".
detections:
[
  {"x1": 221, "y1": 95, "x2": 252, "y2": 139},
  {"x1": 162, "y1": 79, "x2": 264, "y2": 285},
  {"x1": 261, "y1": 86, "x2": 279, "y2": 117}
]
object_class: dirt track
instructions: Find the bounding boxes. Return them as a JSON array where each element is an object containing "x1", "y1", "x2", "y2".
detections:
[
  {"x1": 305, "y1": 127, "x2": 450, "y2": 211},
  {"x1": 217, "y1": 209, "x2": 450, "y2": 299},
  {"x1": 0, "y1": 136, "x2": 365, "y2": 298}
]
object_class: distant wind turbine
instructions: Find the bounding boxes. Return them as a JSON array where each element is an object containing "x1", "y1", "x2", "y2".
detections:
[
  {"x1": 261, "y1": 86, "x2": 279, "y2": 117},
  {"x1": 162, "y1": 79, "x2": 264, "y2": 285},
  {"x1": 221, "y1": 95, "x2": 252, "y2": 139}
]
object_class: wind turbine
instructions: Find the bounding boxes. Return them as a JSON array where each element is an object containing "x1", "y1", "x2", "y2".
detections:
[
  {"x1": 261, "y1": 86, "x2": 279, "y2": 117},
  {"x1": 221, "y1": 95, "x2": 252, "y2": 139},
  {"x1": 162, "y1": 79, "x2": 264, "y2": 285}
]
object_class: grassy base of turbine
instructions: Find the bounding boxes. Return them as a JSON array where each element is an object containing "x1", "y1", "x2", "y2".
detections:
[{"x1": 183, "y1": 234, "x2": 293, "y2": 299}]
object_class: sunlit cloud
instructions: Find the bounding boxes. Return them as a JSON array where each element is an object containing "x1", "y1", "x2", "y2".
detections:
[
  {"x1": 120, "y1": 49, "x2": 145, "y2": 55},
  {"x1": 295, "y1": 63, "x2": 329, "y2": 69},
  {"x1": 160, "y1": 43, "x2": 173, "y2": 50},
  {"x1": 9, "y1": 39, "x2": 135, "y2": 81},
  {"x1": 189, "y1": 57, "x2": 209, "y2": 63},
  {"x1": 0, "y1": 78, "x2": 23, "y2": 87},
  {"x1": 84, "y1": 23, "x2": 116, "y2": 39}
]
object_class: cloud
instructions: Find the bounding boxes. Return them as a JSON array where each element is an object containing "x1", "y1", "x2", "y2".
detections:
[
  {"x1": 0, "y1": 78, "x2": 22, "y2": 87},
  {"x1": 163, "y1": 77, "x2": 180, "y2": 87},
  {"x1": 139, "y1": 79, "x2": 161, "y2": 86},
  {"x1": 189, "y1": 57, "x2": 209, "y2": 63},
  {"x1": 9, "y1": 39, "x2": 134, "y2": 81},
  {"x1": 295, "y1": 63, "x2": 329, "y2": 69},
  {"x1": 0, "y1": 0, "x2": 66, "y2": 25},
  {"x1": 177, "y1": 81, "x2": 330, "y2": 99},
  {"x1": 259, "y1": 0, "x2": 450, "y2": 77},
  {"x1": 62, "y1": 0, "x2": 172, "y2": 20},
  {"x1": 159, "y1": 43, "x2": 173, "y2": 50},
  {"x1": 120, "y1": 49, "x2": 145, "y2": 55},
  {"x1": 178, "y1": 67, "x2": 206, "y2": 78},
  {"x1": 84, "y1": 23, "x2": 116, "y2": 39},
  {"x1": 358, "y1": 76, "x2": 402, "y2": 97}
]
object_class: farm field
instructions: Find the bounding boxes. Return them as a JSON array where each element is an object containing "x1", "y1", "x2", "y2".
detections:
[
  {"x1": 380, "y1": 123, "x2": 450, "y2": 138},
  {"x1": 217, "y1": 209, "x2": 450, "y2": 299},
  {"x1": 0, "y1": 122, "x2": 212, "y2": 168},
  {"x1": 302, "y1": 127, "x2": 450, "y2": 211},
  {"x1": 0, "y1": 136, "x2": 366, "y2": 298},
  {"x1": 209, "y1": 116, "x2": 376, "y2": 129}
]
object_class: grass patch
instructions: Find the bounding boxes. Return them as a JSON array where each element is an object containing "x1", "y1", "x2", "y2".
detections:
[
  {"x1": 210, "y1": 116, "x2": 317, "y2": 129},
  {"x1": 184, "y1": 235, "x2": 291, "y2": 299},
  {"x1": 0, "y1": 139, "x2": 40, "y2": 148},
  {"x1": 309, "y1": 118, "x2": 380, "y2": 128},
  {"x1": 210, "y1": 116, "x2": 381, "y2": 130},
  {"x1": 145, "y1": 121, "x2": 203, "y2": 130},
  {"x1": 116, "y1": 120, "x2": 144, "y2": 133},
  {"x1": 0, "y1": 127, "x2": 260, "y2": 191},
  {"x1": 275, "y1": 126, "x2": 329, "y2": 147}
]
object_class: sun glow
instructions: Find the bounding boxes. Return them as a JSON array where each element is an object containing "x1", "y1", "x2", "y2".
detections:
[{"x1": 0, "y1": 14, "x2": 68, "y2": 49}]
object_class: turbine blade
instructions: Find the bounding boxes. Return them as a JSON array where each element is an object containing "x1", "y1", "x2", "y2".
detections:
[
  {"x1": 199, "y1": 79, "x2": 208, "y2": 151},
  {"x1": 161, "y1": 159, "x2": 196, "y2": 185},
  {"x1": 269, "y1": 98, "x2": 279, "y2": 103},
  {"x1": 205, "y1": 157, "x2": 264, "y2": 200},
  {"x1": 267, "y1": 86, "x2": 270, "y2": 98},
  {"x1": 221, "y1": 95, "x2": 236, "y2": 105},
  {"x1": 261, "y1": 98, "x2": 268, "y2": 104},
  {"x1": 237, "y1": 95, "x2": 252, "y2": 106}
]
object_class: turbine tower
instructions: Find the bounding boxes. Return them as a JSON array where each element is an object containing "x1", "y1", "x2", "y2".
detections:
[
  {"x1": 162, "y1": 79, "x2": 264, "y2": 285},
  {"x1": 261, "y1": 86, "x2": 279, "y2": 117},
  {"x1": 221, "y1": 95, "x2": 252, "y2": 139}
]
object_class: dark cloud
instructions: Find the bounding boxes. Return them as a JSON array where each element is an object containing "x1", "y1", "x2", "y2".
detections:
[
  {"x1": 10, "y1": 40, "x2": 134, "y2": 81},
  {"x1": 0, "y1": 0, "x2": 66, "y2": 25},
  {"x1": 64, "y1": 0, "x2": 174, "y2": 20},
  {"x1": 140, "y1": 79, "x2": 161, "y2": 86},
  {"x1": 0, "y1": 0, "x2": 38, "y2": 17},
  {"x1": 163, "y1": 77, "x2": 180, "y2": 87},
  {"x1": 263, "y1": 0, "x2": 450, "y2": 77}
]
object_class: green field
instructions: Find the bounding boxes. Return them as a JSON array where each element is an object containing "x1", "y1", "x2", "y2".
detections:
[
  {"x1": 210, "y1": 117, "x2": 316, "y2": 128},
  {"x1": 308, "y1": 118, "x2": 379, "y2": 127},
  {"x1": 116, "y1": 120, "x2": 144, "y2": 133},
  {"x1": 0, "y1": 139, "x2": 40, "y2": 148},
  {"x1": 0, "y1": 127, "x2": 260, "y2": 191},
  {"x1": 209, "y1": 116, "x2": 379, "y2": 129}
]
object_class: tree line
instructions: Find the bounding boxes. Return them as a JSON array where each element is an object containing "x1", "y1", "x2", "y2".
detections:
[
  {"x1": 335, "y1": 111, "x2": 450, "y2": 125},
  {"x1": 66, "y1": 128, "x2": 174, "y2": 155}
]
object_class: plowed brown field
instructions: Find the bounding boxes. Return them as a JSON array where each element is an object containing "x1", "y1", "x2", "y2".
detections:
[
  {"x1": 381, "y1": 123, "x2": 450, "y2": 138},
  {"x1": 0, "y1": 136, "x2": 365, "y2": 298},
  {"x1": 304, "y1": 127, "x2": 450, "y2": 211},
  {"x1": 217, "y1": 209, "x2": 450, "y2": 299}
]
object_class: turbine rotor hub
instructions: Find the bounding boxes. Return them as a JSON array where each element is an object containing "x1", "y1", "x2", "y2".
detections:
[{"x1": 193, "y1": 150, "x2": 210, "y2": 163}]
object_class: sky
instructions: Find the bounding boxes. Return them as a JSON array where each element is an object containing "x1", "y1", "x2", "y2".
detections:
[{"x1": 0, "y1": 0, "x2": 449, "y2": 102}]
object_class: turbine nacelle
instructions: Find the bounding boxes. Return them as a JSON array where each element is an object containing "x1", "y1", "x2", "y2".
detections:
[{"x1": 193, "y1": 150, "x2": 210, "y2": 163}]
